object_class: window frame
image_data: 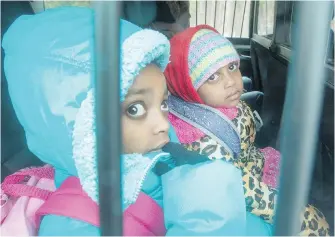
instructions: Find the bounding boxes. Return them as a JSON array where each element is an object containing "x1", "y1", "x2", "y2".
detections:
[
  {"x1": 252, "y1": 1, "x2": 334, "y2": 87},
  {"x1": 253, "y1": 1, "x2": 291, "y2": 63},
  {"x1": 274, "y1": 1, "x2": 295, "y2": 48}
]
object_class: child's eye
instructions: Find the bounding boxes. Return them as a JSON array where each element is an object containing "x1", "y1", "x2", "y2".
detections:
[
  {"x1": 228, "y1": 63, "x2": 238, "y2": 72},
  {"x1": 127, "y1": 103, "x2": 146, "y2": 118},
  {"x1": 207, "y1": 73, "x2": 220, "y2": 82},
  {"x1": 161, "y1": 100, "x2": 169, "y2": 112}
]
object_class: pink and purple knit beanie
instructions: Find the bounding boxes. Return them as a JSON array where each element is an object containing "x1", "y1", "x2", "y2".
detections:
[{"x1": 188, "y1": 29, "x2": 240, "y2": 90}]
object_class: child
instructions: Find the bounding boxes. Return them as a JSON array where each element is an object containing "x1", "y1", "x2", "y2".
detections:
[
  {"x1": 166, "y1": 25, "x2": 279, "y2": 187},
  {"x1": 3, "y1": 7, "x2": 273, "y2": 236},
  {"x1": 165, "y1": 25, "x2": 330, "y2": 236}
]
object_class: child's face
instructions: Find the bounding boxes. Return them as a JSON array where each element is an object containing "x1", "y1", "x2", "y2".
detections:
[
  {"x1": 197, "y1": 62, "x2": 243, "y2": 108},
  {"x1": 122, "y1": 64, "x2": 170, "y2": 154}
]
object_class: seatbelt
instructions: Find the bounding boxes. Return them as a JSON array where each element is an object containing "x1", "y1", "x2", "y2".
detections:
[{"x1": 253, "y1": 110, "x2": 263, "y2": 132}]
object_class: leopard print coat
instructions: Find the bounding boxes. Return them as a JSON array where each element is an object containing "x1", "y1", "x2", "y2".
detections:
[{"x1": 183, "y1": 101, "x2": 330, "y2": 236}]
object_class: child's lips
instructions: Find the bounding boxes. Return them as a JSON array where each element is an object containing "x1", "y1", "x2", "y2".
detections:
[
  {"x1": 226, "y1": 90, "x2": 240, "y2": 100},
  {"x1": 151, "y1": 139, "x2": 170, "y2": 152}
]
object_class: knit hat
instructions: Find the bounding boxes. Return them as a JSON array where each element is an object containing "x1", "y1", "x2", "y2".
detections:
[
  {"x1": 165, "y1": 25, "x2": 239, "y2": 104},
  {"x1": 188, "y1": 29, "x2": 240, "y2": 90}
]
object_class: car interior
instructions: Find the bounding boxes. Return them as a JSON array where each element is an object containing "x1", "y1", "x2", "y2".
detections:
[{"x1": 1, "y1": 0, "x2": 334, "y2": 233}]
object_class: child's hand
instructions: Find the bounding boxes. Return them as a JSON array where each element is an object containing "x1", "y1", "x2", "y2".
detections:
[{"x1": 153, "y1": 142, "x2": 209, "y2": 176}]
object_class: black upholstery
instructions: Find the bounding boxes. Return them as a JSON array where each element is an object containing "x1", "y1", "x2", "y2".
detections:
[{"x1": 250, "y1": 37, "x2": 334, "y2": 233}]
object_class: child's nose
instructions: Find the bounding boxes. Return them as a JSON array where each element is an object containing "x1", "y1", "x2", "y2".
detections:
[
  {"x1": 153, "y1": 111, "x2": 169, "y2": 135},
  {"x1": 225, "y1": 74, "x2": 236, "y2": 87}
]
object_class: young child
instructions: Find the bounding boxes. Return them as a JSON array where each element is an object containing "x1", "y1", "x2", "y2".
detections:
[
  {"x1": 165, "y1": 25, "x2": 330, "y2": 236},
  {"x1": 2, "y1": 7, "x2": 273, "y2": 236},
  {"x1": 166, "y1": 25, "x2": 279, "y2": 188}
]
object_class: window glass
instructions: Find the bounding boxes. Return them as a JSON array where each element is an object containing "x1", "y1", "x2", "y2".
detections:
[
  {"x1": 189, "y1": 0, "x2": 252, "y2": 38},
  {"x1": 42, "y1": 0, "x2": 90, "y2": 9},
  {"x1": 256, "y1": 0, "x2": 275, "y2": 39},
  {"x1": 275, "y1": 1, "x2": 295, "y2": 47}
]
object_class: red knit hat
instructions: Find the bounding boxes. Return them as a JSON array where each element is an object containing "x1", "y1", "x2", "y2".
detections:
[{"x1": 164, "y1": 25, "x2": 218, "y2": 104}]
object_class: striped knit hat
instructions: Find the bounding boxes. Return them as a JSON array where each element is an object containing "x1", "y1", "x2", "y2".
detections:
[{"x1": 188, "y1": 29, "x2": 240, "y2": 90}]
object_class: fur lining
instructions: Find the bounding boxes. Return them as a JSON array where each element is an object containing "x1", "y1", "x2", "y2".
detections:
[
  {"x1": 72, "y1": 89, "x2": 164, "y2": 209},
  {"x1": 121, "y1": 29, "x2": 170, "y2": 101},
  {"x1": 72, "y1": 89, "x2": 98, "y2": 203}
]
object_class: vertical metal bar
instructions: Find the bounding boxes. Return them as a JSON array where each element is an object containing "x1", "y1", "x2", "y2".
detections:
[
  {"x1": 231, "y1": 1, "x2": 237, "y2": 37},
  {"x1": 284, "y1": 1, "x2": 287, "y2": 26},
  {"x1": 265, "y1": 0, "x2": 268, "y2": 35},
  {"x1": 274, "y1": 1, "x2": 332, "y2": 236},
  {"x1": 213, "y1": 0, "x2": 217, "y2": 29},
  {"x1": 250, "y1": 0, "x2": 256, "y2": 37},
  {"x1": 289, "y1": 3, "x2": 295, "y2": 46},
  {"x1": 271, "y1": 0, "x2": 279, "y2": 44},
  {"x1": 0, "y1": 1, "x2": 2, "y2": 161},
  {"x1": 222, "y1": 0, "x2": 227, "y2": 35},
  {"x1": 93, "y1": 1, "x2": 123, "y2": 236},
  {"x1": 196, "y1": 0, "x2": 198, "y2": 25},
  {"x1": 205, "y1": 0, "x2": 207, "y2": 25},
  {"x1": 240, "y1": 0, "x2": 247, "y2": 38}
]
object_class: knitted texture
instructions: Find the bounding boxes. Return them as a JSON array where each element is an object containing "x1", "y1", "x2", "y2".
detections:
[
  {"x1": 165, "y1": 25, "x2": 239, "y2": 104},
  {"x1": 260, "y1": 147, "x2": 281, "y2": 189},
  {"x1": 188, "y1": 29, "x2": 240, "y2": 89}
]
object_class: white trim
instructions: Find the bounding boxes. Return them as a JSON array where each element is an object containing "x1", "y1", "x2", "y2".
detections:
[{"x1": 121, "y1": 29, "x2": 170, "y2": 101}]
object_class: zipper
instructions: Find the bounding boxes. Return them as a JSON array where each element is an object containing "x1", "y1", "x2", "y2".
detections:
[{"x1": 132, "y1": 152, "x2": 170, "y2": 203}]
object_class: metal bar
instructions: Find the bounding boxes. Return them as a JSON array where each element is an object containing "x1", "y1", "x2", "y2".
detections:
[
  {"x1": 284, "y1": 1, "x2": 287, "y2": 25},
  {"x1": 205, "y1": 0, "x2": 207, "y2": 25},
  {"x1": 213, "y1": 0, "x2": 217, "y2": 29},
  {"x1": 196, "y1": 0, "x2": 198, "y2": 25},
  {"x1": 270, "y1": 0, "x2": 279, "y2": 44},
  {"x1": 231, "y1": 1, "x2": 237, "y2": 37},
  {"x1": 222, "y1": 0, "x2": 227, "y2": 35},
  {"x1": 289, "y1": 2, "x2": 295, "y2": 46},
  {"x1": 93, "y1": 1, "x2": 123, "y2": 236},
  {"x1": 240, "y1": 0, "x2": 247, "y2": 38},
  {"x1": 274, "y1": 1, "x2": 332, "y2": 236},
  {"x1": 251, "y1": 0, "x2": 257, "y2": 37},
  {"x1": 265, "y1": 0, "x2": 268, "y2": 35}
]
